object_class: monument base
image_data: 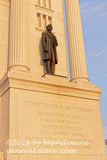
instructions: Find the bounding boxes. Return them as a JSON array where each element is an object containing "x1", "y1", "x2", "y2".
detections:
[
  {"x1": 6, "y1": 154, "x2": 107, "y2": 160},
  {"x1": 0, "y1": 71, "x2": 107, "y2": 160},
  {"x1": 0, "y1": 152, "x2": 3, "y2": 160}
]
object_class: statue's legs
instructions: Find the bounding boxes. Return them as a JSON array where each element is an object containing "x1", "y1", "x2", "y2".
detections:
[
  {"x1": 50, "y1": 50, "x2": 55, "y2": 74},
  {"x1": 46, "y1": 60, "x2": 51, "y2": 73},
  {"x1": 45, "y1": 50, "x2": 55, "y2": 74}
]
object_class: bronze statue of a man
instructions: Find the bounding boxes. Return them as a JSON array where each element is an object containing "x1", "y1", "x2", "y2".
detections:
[{"x1": 41, "y1": 24, "x2": 58, "y2": 74}]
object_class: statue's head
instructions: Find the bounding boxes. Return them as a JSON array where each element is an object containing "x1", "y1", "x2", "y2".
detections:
[{"x1": 46, "y1": 24, "x2": 53, "y2": 32}]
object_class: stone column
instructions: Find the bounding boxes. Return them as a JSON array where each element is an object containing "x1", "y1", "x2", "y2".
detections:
[
  {"x1": 8, "y1": 0, "x2": 30, "y2": 72},
  {"x1": 46, "y1": 15, "x2": 48, "y2": 26},
  {"x1": 64, "y1": 0, "x2": 89, "y2": 82}
]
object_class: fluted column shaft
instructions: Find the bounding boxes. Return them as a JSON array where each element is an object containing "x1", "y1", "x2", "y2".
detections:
[
  {"x1": 8, "y1": 0, "x2": 30, "y2": 72},
  {"x1": 64, "y1": 0, "x2": 89, "y2": 82}
]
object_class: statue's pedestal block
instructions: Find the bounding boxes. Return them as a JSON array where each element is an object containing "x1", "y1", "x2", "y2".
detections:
[{"x1": 0, "y1": 72, "x2": 106, "y2": 160}]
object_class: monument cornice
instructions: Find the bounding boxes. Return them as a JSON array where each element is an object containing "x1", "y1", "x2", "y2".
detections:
[
  {"x1": 0, "y1": 72, "x2": 102, "y2": 101},
  {"x1": 35, "y1": 5, "x2": 54, "y2": 14}
]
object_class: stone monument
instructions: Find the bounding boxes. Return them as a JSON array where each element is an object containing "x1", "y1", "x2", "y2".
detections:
[{"x1": 0, "y1": 0, "x2": 107, "y2": 160}]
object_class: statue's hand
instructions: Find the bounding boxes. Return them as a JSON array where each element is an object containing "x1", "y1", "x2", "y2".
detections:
[
  {"x1": 44, "y1": 50, "x2": 48, "y2": 53},
  {"x1": 53, "y1": 35, "x2": 57, "y2": 40}
]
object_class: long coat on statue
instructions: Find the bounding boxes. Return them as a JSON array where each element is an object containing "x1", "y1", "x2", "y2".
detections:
[{"x1": 41, "y1": 31, "x2": 58, "y2": 64}]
